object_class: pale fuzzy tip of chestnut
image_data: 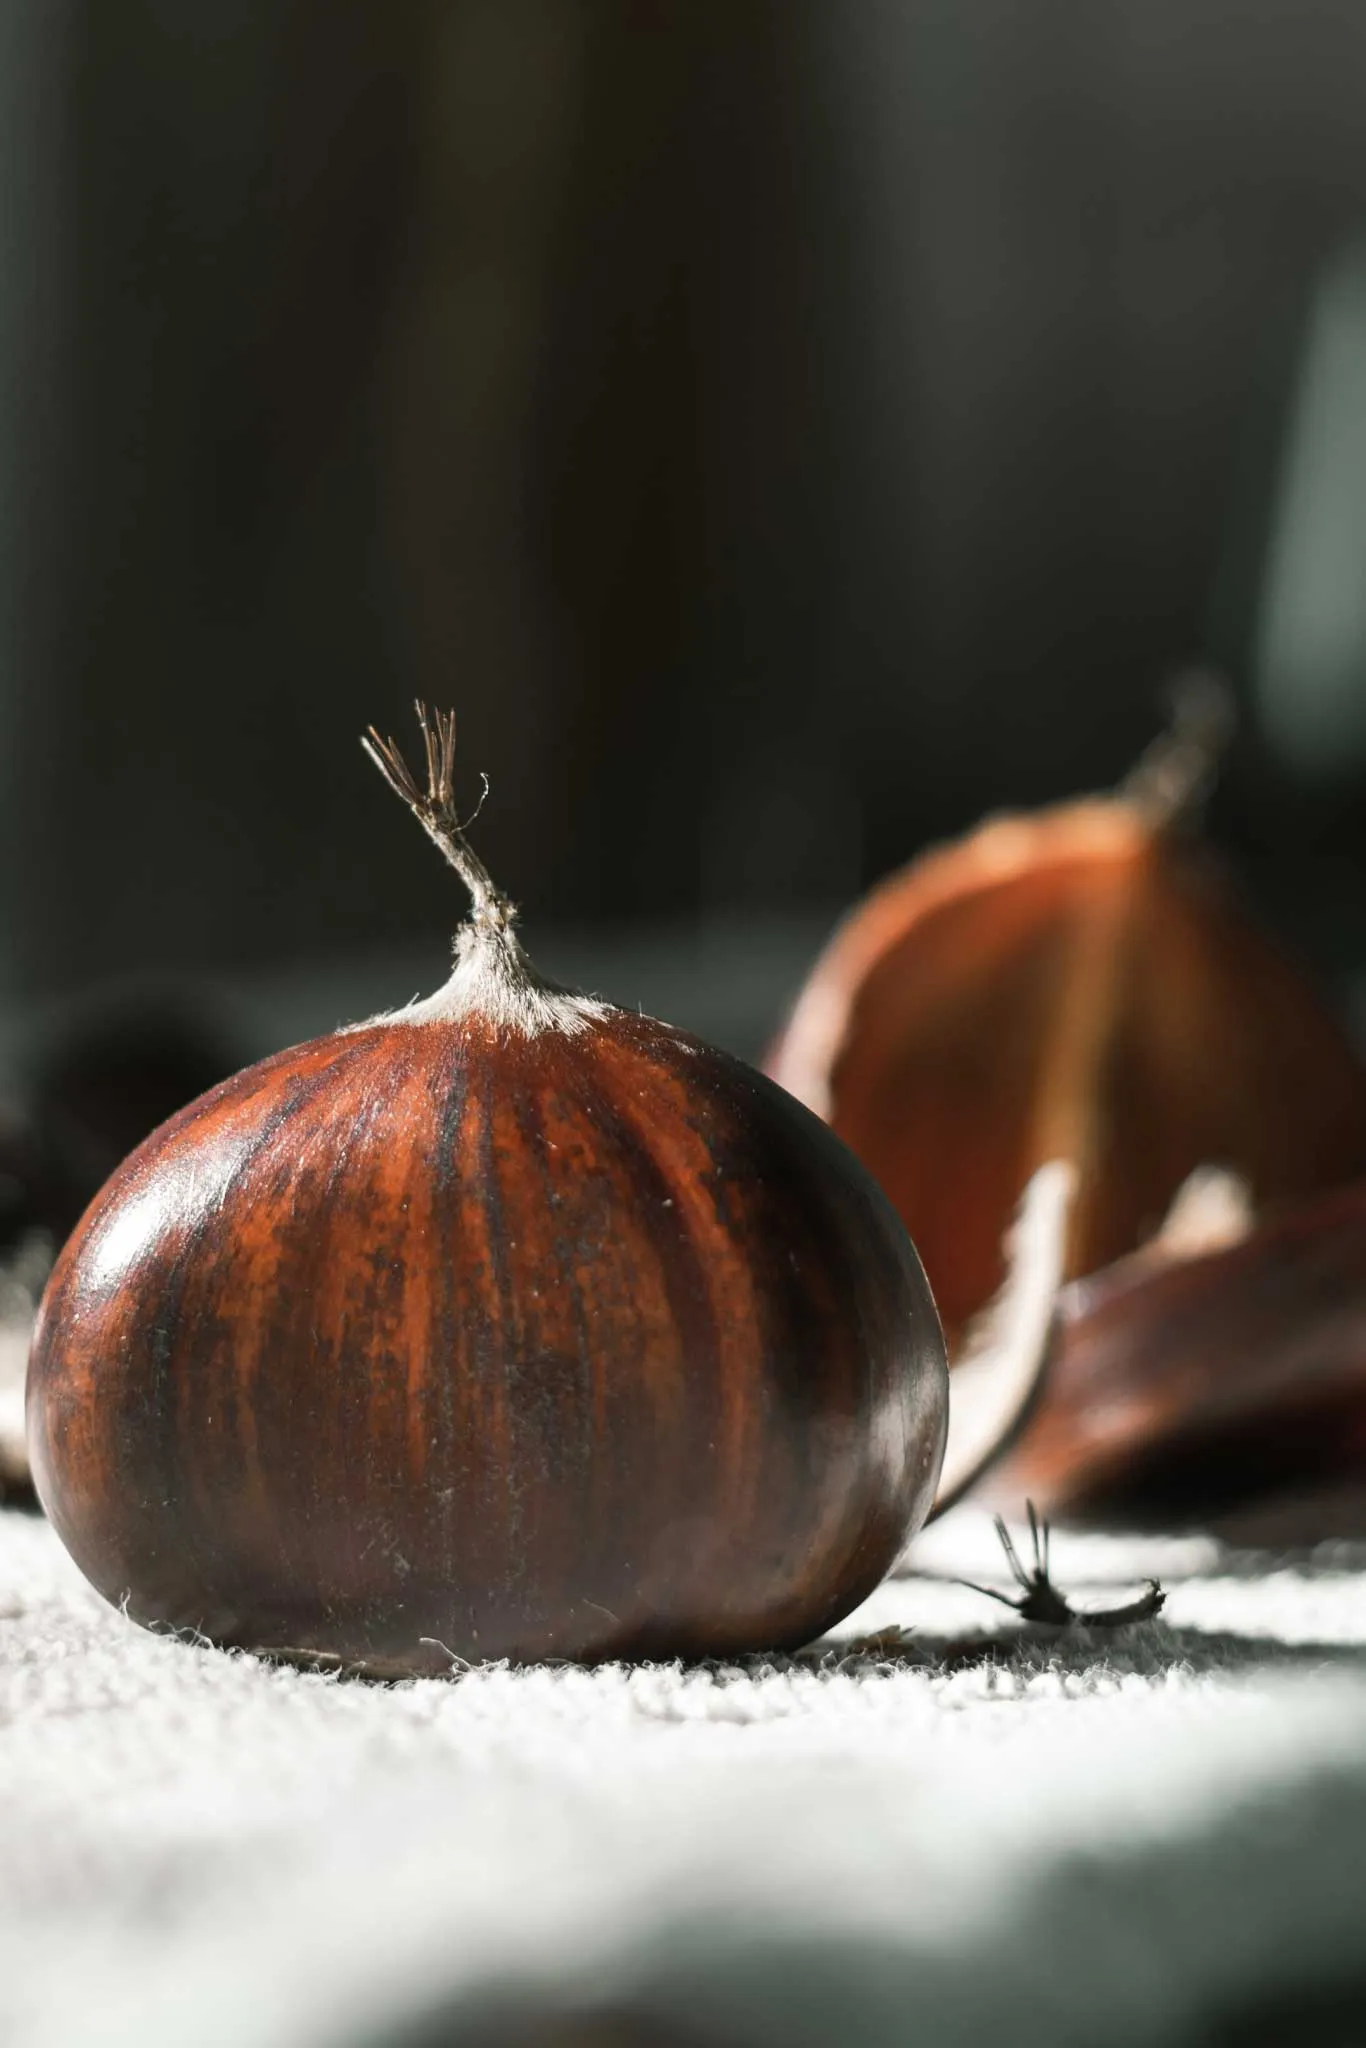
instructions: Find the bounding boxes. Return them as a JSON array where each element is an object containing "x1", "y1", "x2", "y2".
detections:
[
  {"x1": 368, "y1": 922, "x2": 614, "y2": 1040},
  {"x1": 358, "y1": 705, "x2": 614, "y2": 1039}
]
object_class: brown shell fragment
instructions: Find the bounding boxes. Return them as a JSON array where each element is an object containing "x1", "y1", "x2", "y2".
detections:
[{"x1": 980, "y1": 1178, "x2": 1366, "y2": 1531}]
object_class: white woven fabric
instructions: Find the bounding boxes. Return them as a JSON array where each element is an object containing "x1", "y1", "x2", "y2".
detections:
[{"x1": 5, "y1": 1507, "x2": 1366, "y2": 2046}]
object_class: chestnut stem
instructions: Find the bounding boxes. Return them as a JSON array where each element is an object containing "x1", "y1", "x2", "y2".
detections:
[
  {"x1": 362, "y1": 703, "x2": 517, "y2": 938},
  {"x1": 1122, "y1": 668, "x2": 1235, "y2": 830},
  {"x1": 957, "y1": 1505, "x2": 1166, "y2": 1629}
]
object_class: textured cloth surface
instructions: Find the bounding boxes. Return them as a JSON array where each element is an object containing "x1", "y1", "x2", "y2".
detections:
[{"x1": 4, "y1": 1505, "x2": 1366, "y2": 2048}]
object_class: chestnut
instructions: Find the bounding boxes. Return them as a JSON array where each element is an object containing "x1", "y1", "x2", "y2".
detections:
[
  {"x1": 767, "y1": 684, "x2": 1366, "y2": 1351},
  {"x1": 26, "y1": 709, "x2": 948, "y2": 1675}
]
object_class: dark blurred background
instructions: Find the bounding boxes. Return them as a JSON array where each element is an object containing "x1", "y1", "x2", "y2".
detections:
[{"x1": 4, "y1": 0, "x2": 1366, "y2": 1110}]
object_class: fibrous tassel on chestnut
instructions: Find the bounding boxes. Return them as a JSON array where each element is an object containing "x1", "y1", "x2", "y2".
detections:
[{"x1": 26, "y1": 707, "x2": 951, "y2": 1676}]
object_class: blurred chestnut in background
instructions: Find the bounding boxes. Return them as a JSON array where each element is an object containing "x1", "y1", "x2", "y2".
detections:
[
  {"x1": 0, "y1": 990, "x2": 244, "y2": 1505},
  {"x1": 0, "y1": 1097, "x2": 48, "y2": 1256},
  {"x1": 768, "y1": 690, "x2": 1366, "y2": 1351},
  {"x1": 25, "y1": 987, "x2": 245, "y2": 1244}
]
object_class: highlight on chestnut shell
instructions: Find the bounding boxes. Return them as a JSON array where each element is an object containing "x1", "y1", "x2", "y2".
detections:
[
  {"x1": 25, "y1": 707, "x2": 948, "y2": 1676},
  {"x1": 767, "y1": 680, "x2": 1366, "y2": 1353}
]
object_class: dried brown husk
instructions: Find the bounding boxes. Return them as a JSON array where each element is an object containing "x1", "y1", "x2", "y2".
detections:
[{"x1": 979, "y1": 1176, "x2": 1366, "y2": 1534}]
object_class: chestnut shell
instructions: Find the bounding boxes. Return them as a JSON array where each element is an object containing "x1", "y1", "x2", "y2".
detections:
[
  {"x1": 981, "y1": 1178, "x2": 1366, "y2": 1531},
  {"x1": 768, "y1": 801, "x2": 1366, "y2": 1349},
  {"x1": 27, "y1": 1010, "x2": 946, "y2": 1674}
]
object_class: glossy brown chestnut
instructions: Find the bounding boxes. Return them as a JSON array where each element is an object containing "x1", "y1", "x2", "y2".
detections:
[
  {"x1": 767, "y1": 695, "x2": 1366, "y2": 1351},
  {"x1": 26, "y1": 713, "x2": 947, "y2": 1674},
  {"x1": 980, "y1": 1178, "x2": 1366, "y2": 1530}
]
